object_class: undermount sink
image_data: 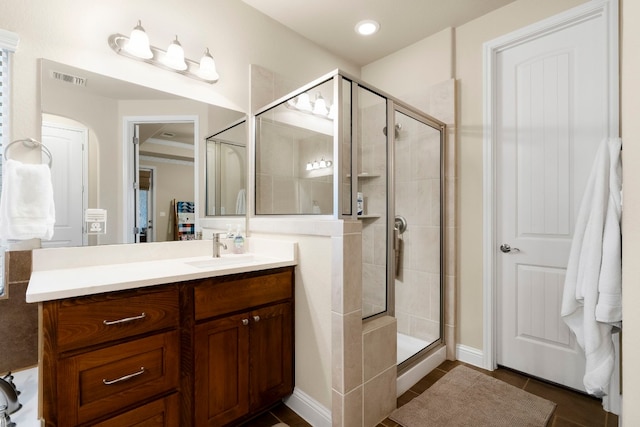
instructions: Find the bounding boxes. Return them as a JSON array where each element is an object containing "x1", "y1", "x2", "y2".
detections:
[{"x1": 185, "y1": 254, "x2": 258, "y2": 268}]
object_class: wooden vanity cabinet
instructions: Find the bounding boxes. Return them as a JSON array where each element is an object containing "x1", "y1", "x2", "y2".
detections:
[
  {"x1": 40, "y1": 266, "x2": 295, "y2": 427},
  {"x1": 41, "y1": 285, "x2": 180, "y2": 427},
  {"x1": 189, "y1": 267, "x2": 295, "y2": 427}
]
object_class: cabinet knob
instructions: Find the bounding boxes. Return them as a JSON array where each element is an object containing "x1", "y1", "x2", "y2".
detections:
[
  {"x1": 253, "y1": 315, "x2": 260, "y2": 322},
  {"x1": 242, "y1": 318, "x2": 249, "y2": 326}
]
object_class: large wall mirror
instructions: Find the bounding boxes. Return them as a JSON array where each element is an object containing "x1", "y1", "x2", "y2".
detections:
[
  {"x1": 205, "y1": 120, "x2": 247, "y2": 216},
  {"x1": 40, "y1": 59, "x2": 245, "y2": 247}
]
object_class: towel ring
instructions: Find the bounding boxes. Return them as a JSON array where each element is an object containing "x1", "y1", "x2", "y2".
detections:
[{"x1": 3, "y1": 138, "x2": 53, "y2": 168}]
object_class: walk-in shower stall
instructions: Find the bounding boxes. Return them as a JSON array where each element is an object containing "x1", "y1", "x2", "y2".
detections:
[{"x1": 253, "y1": 70, "x2": 445, "y2": 371}]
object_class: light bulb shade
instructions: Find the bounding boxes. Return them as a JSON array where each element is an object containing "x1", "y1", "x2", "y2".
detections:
[
  {"x1": 125, "y1": 21, "x2": 153, "y2": 59},
  {"x1": 296, "y1": 93, "x2": 313, "y2": 112},
  {"x1": 306, "y1": 162, "x2": 313, "y2": 171},
  {"x1": 164, "y1": 36, "x2": 187, "y2": 70},
  {"x1": 313, "y1": 94, "x2": 329, "y2": 116},
  {"x1": 312, "y1": 160, "x2": 320, "y2": 169},
  {"x1": 319, "y1": 158, "x2": 327, "y2": 168},
  {"x1": 198, "y1": 48, "x2": 219, "y2": 81},
  {"x1": 328, "y1": 103, "x2": 337, "y2": 120}
]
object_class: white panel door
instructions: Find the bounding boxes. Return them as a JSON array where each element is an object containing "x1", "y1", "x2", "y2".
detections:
[
  {"x1": 496, "y1": 9, "x2": 612, "y2": 391},
  {"x1": 41, "y1": 122, "x2": 87, "y2": 247}
]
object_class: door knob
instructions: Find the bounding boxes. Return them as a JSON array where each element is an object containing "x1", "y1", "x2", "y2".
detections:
[{"x1": 500, "y1": 243, "x2": 520, "y2": 253}]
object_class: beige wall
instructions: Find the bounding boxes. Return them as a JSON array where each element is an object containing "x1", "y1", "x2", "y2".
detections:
[
  {"x1": 361, "y1": 27, "x2": 454, "y2": 109},
  {"x1": 620, "y1": 0, "x2": 640, "y2": 423}
]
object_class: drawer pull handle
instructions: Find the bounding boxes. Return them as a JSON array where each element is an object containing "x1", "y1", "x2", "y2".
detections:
[
  {"x1": 103, "y1": 312, "x2": 146, "y2": 326},
  {"x1": 242, "y1": 318, "x2": 249, "y2": 326},
  {"x1": 102, "y1": 367, "x2": 146, "y2": 385},
  {"x1": 253, "y1": 315, "x2": 260, "y2": 322}
]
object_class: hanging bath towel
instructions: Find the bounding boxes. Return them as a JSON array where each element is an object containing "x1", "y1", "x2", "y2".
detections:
[
  {"x1": 0, "y1": 159, "x2": 56, "y2": 240},
  {"x1": 561, "y1": 137, "x2": 622, "y2": 397}
]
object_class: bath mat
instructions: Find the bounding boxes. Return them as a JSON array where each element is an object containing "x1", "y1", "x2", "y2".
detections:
[{"x1": 390, "y1": 365, "x2": 556, "y2": 427}]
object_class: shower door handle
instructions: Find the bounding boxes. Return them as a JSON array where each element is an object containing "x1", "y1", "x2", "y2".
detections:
[{"x1": 499, "y1": 243, "x2": 520, "y2": 253}]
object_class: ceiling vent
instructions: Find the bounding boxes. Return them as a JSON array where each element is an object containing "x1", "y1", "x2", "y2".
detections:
[{"x1": 50, "y1": 70, "x2": 87, "y2": 87}]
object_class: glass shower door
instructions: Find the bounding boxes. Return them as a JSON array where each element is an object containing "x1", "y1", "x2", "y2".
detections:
[{"x1": 393, "y1": 107, "x2": 443, "y2": 366}]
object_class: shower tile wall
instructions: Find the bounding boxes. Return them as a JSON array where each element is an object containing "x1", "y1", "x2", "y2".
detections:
[{"x1": 359, "y1": 101, "x2": 387, "y2": 317}]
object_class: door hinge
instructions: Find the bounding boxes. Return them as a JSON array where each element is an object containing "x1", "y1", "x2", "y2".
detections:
[{"x1": 133, "y1": 137, "x2": 139, "y2": 145}]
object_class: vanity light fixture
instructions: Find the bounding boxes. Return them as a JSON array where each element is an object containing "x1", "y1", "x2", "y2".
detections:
[
  {"x1": 312, "y1": 93, "x2": 329, "y2": 116},
  {"x1": 109, "y1": 20, "x2": 219, "y2": 84},
  {"x1": 287, "y1": 91, "x2": 334, "y2": 120},
  {"x1": 306, "y1": 157, "x2": 332, "y2": 171},
  {"x1": 164, "y1": 35, "x2": 187, "y2": 71},
  {"x1": 295, "y1": 93, "x2": 313, "y2": 112}
]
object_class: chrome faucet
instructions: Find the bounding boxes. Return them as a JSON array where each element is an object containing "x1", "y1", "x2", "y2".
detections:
[{"x1": 213, "y1": 233, "x2": 227, "y2": 258}]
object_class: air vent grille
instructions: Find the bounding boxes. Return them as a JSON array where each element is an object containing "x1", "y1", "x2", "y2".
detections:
[{"x1": 50, "y1": 70, "x2": 87, "y2": 87}]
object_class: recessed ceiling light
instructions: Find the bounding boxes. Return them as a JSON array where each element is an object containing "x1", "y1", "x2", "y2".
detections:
[{"x1": 355, "y1": 20, "x2": 380, "y2": 36}]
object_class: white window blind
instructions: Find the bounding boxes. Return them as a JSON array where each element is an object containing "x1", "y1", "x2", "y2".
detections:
[
  {"x1": 0, "y1": 29, "x2": 19, "y2": 296},
  {"x1": 1, "y1": 48, "x2": 8, "y2": 189}
]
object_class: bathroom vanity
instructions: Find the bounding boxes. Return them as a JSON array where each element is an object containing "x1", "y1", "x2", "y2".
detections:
[{"x1": 27, "y1": 239, "x2": 297, "y2": 427}]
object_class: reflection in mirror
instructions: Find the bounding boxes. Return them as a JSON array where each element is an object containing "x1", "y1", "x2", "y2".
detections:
[
  {"x1": 255, "y1": 79, "x2": 334, "y2": 215},
  {"x1": 206, "y1": 120, "x2": 247, "y2": 216},
  {"x1": 40, "y1": 59, "x2": 244, "y2": 246}
]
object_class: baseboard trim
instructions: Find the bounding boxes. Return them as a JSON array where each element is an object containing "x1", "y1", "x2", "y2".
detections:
[
  {"x1": 284, "y1": 387, "x2": 331, "y2": 427},
  {"x1": 455, "y1": 344, "x2": 484, "y2": 368}
]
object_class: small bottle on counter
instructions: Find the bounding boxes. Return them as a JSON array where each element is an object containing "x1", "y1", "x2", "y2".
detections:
[{"x1": 233, "y1": 225, "x2": 245, "y2": 254}]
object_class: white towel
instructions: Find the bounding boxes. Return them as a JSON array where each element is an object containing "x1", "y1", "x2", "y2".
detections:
[
  {"x1": 0, "y1": 159, "x2": 56, "y2": 240},
  {"x1": 561, "y1": 137, "x2": 622, "y2": 397},
  {"x1": 235, "y1": 188, "x2": 246, "y2": 215}
]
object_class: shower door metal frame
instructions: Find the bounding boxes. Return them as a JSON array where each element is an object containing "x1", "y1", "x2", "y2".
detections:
[{"x1": 386, "y1": 101, "x2": 447, "y2": 370}]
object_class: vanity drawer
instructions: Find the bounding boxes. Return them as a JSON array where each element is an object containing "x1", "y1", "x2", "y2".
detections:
[
  {"x1": 91, "y1": 393, "x2": 179, "y2": 427},
  {"x1": 195, "y1": 270, "x2": 293, "y2": 320},
  {"x1": 56, "y1": 287, "x2": 179, "y2": 352},
  {"x1": 57, "y1": 330, "x2": 180, "y2": 427}
]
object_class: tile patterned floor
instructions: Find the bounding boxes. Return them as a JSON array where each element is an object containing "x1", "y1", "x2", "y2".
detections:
[{"x1": 246, "y1": 360, "x2": 619, "y2": 427}]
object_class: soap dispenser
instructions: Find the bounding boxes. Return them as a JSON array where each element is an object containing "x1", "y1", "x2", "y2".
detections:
[{"x1": 233, "y1": 225, "x2": 245, "y2": 254}]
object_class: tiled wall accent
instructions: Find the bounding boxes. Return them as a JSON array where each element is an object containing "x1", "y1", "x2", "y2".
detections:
[
  {"x1": 0, "y1": 250, "x2": 37, "y2": 373},
  {"x1": 332, "y1": 221, "x2": 364, "y2": 426},
  {"x1": 363, "y1": 316, "x2": 397, "y2": 426}
]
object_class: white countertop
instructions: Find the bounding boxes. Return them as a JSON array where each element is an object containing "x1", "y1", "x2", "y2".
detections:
[{"x1": 27, "y1": 238, "x2": 297, "y2": 303}]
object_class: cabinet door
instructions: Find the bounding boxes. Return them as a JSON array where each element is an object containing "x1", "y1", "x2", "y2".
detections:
[
  {"x1": 250, "y1": 302, "x2": 293, "y2": 411},
  {"x1": 195, "y1": 312, "x2": 250, "y2": 427}
]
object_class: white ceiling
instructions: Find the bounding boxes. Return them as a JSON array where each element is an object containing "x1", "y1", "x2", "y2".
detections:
[{"x1": 241, "y1": 0, "x2": 517, "y2": 66}]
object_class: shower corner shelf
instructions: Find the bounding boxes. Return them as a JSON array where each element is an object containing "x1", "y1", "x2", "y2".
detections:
[
  {"x1": 346, "y1": 173, "x2": 381, "y2": 179},
  {"x1": 357, "y1": 214, "x2": 381, "y2": 220}
]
